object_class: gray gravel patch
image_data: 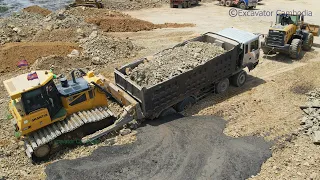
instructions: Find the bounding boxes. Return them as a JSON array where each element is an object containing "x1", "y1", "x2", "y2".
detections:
[{"x1": 45, "y1": 115, "x2": 272, "y2": 180}]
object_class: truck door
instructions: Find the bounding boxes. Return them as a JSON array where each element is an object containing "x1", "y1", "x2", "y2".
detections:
[{"x1": 242, "y1": 39, "x2": 260, "y2": 66}]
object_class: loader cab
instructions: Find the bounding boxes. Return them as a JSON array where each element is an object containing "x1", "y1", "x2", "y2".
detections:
[{"x1": 276, "y1": 14, "x2": 301, "y2": 26}]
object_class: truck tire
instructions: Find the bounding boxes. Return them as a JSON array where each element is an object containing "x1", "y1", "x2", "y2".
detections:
[
  {"x1": 289, "y1": 39, "x2": 302, "y2": 59},
  {"x1": 160, "y1": 107, "x2": 177, "y2": 117},
  {"x1": 239, "y1": 2, "x2": 247, "y2": 9},
  {"x1": 216, "y1": 78, "x2": 230, "y2": 94},
  {"x1": 170, "y1": 3, "x2": 174, "y2": 8},
  {"x1": 187, "y1": 1, "x2": 191, "y2": 8},
  {"x1": 183, "y1": 2, "x2": 188, "y2": 8},
  {"x1": 231, "y1": 70, "x2": 247, "y2": 87},
  {"x1": 175, "y1": 97, "x2": 196, "y2": 112},
  {"x1": 226, "y1": 0, "x2": 232, "y2": 7},
  {"x1": 219, "y1": 0, "x2": 226, "y2": 6},
  {"x1": 303, "y1": 33, "x2": 314, "y2": 51}
]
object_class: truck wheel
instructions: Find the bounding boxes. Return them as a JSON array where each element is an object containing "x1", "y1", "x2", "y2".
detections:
[
  {"x1": 170, "y1": 3, "x2": 174, "y2": 8},
  {"x1": 289, "y1": 39, "x2": 302, "y2": 59},
  {"x1": 175, "y1": 97, "x2": 196, "y2": 112},
  {"x1": 219, "y1": 0, "x2": 226, "y2": 6},
  {"x1": 160, "y1": 107, "x2": 177, "y2": 117},
  {"x1": 225, "y1": 0, "x2": 232, "y2": 7},
  {"x1": 183, "y1": 2, "x2": 188, "y2": 8},
  {"x1": 231, "y1": 70, "x2": 247, "y2": 87},
  {"x1": 187, "y1": 1, "x2": 191, "y2": 8},
  {"x1": 239, "y1": 2, "x2": 247, "y2": 9},
  {"x1": 33, "y1": 144, "x2": 51, "y2": 160},
  {"x1": 216, "y1": 78, "x2": 230, "y2": 94},
  {"x1": 302, "y1": 33, "x2": 314, "y2": 51}
]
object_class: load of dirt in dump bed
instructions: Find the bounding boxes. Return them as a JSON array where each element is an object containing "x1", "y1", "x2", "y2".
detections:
[
  {"x1": 45, "y1": 115, "x2": 272, "y2": 180},
  {"x1": 0, "y1": 42, "x2": 79, "y2": 73},
  {"x1": 23, "y1": 5, "x2": 52, "y2": 16},
  {"x1": 128, "y1": 41, "x2": 226, "y2": 87}
]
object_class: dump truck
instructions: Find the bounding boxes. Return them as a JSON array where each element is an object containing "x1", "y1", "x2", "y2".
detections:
[
  {"x1": 3, "y1": 28, "x2": 261, "y2": 161},
  {"x1": 170, "y1": 0, "x2": 200, "y2": 8},
  {"x1": 218, "y1": 0, "x2": 258, "y2": 9},
  {"x1": 262, "y1": 13, "x2": 319, "y2": 59}
]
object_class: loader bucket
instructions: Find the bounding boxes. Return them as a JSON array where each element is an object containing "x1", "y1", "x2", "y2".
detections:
[{"x1": 307, "y1": 24, "x2": 320, "y2": 36}]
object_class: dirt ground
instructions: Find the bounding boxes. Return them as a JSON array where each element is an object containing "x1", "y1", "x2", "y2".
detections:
[
  {"x1": 0, "y1": 42, "x2": 79, "y2": 73},
  {"x1": 1, "y1": 0, "x2": 320, "y2": 179}
]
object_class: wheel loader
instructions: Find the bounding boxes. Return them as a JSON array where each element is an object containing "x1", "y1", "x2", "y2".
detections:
[
  {"x1": 262, "y1": 13, "x2": 319, "y2": 59},
  {"x1": 4, "y1": 28, "x2": 261, "y2": 162}
]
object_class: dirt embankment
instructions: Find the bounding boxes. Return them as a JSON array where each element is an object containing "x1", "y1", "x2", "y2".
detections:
[
  {"x1": 0, "y1": 42, "x2": 79, "y2": 73},
  {"x1": 45, "y1": 115, "x2": 272, "y2": 180},
  {"x1": 23, "y1": 5, "x2": 52, "y2": 16}
]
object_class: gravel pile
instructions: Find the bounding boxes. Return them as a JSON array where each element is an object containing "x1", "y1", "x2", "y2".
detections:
[
  {"x1": 0, "y1": 9, "x2": 94, "y2": 44},
  {"x1": 300, "y1": 88, "x2": 320, "y2": 144},
  {"x1": 128, "y1": 41, "x2": 226, "y2": 87},
  {"x1": 80, "y1": 31, "x2": 139, "y2": 64}
]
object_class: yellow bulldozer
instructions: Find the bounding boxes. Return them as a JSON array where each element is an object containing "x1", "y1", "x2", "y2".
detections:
[
  {"x1": 4, "y1": 69, "x2": 139, "y2": 161},
  {"x1": 262, "y1": 13, "x2": 319, "y2": 59}
]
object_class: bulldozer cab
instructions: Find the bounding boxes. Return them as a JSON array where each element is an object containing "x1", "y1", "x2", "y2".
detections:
[{"x1": 22, "y1": 79, "x2": 63, "y2": 118}]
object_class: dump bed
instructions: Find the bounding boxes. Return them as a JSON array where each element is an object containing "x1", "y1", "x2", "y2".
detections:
[{"x1": 115, "y1": 32, "x2": 241, "y2": 119}]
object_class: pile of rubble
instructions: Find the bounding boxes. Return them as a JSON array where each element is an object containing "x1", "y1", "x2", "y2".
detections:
[
  {"x1": 80, "y1": 31, "x2": 139, "y2": 64},
  {"x1": 0, "y1": 8, "x2": 95, "y2": 44},
  {"x1": 300, "y1": 88, "x2": 320, "y2": 144},
  {"x1": 128, "y1": 41, "x2": 226, "y2": 87}
]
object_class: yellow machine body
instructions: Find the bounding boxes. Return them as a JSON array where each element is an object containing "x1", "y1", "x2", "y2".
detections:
[{"x1": 4, "y1": 70, "x2": 108, "y2": 136}]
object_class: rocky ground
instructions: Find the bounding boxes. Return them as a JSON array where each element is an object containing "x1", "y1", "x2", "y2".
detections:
[
  {"x1": 1, "y1": 0, "x2": 320, "y2": 179},
  {"x1": 128, "y1": 41, "x2": 225, "y2": 87}
]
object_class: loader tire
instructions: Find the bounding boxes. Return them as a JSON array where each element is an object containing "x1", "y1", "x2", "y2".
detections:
[
  {"x1": 216, "y1": 78, "x2": 230, "y2": 94},
  {"x1": 219, "y1": 0, "x2": 226, "y2": 6},
  {"x1": 303, "y1": 33, "x2": 314, "y2": 51},
  {"x1": 231, "y1": 70, "x2": 247, "y2": 87},
  {"x1": 289, "y1": 39, "x2": 302, "y2": 59}
]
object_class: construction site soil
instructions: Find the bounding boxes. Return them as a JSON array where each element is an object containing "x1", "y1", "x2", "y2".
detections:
[
  {"x1": 45, "y1": 115, "x2": 272, "y2": 180},
  {"x1": 23, "y1": 5, "x2": 52, "y2": 16},
  {"x1": 129, "y1": 41, "x2": 225, "y2": 87},
  {"x1": 0, "y1": 42, "x2": 79, "y2": 73}
]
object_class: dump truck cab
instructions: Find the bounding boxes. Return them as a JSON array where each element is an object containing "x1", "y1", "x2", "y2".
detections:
[
  {"x1": 217, "y1": 28, "x2": 261, "y2": 70},
  {"x1": 3, "y1": 70, "x2": 108, "y2": 136}
]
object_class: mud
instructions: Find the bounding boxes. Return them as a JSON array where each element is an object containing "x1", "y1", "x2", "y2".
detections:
[
  {"x1": 128, "y1": 41, "x2": 226, "y2": 87},
  {"x1": 45, "y1": 115, "x2": 272, "y2": 180}
]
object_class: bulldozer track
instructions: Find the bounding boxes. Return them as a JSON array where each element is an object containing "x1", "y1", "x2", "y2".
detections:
[{"x1": 24, "y1": 107, "x2": 114, "y2": 158}]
